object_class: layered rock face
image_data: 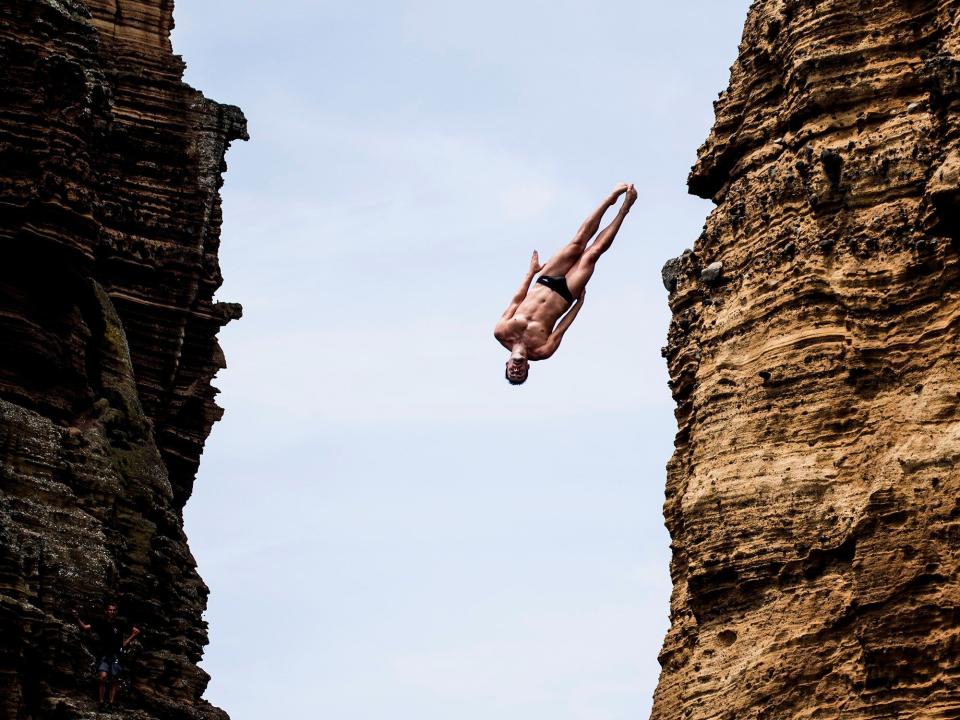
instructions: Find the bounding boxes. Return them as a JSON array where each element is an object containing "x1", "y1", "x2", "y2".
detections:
[
  {"x1": 657, "y1": 1, "x2": 960, "y2": 718},
  {"x1": 0, "y1": 1, "x2": 245, "y2": 717}
]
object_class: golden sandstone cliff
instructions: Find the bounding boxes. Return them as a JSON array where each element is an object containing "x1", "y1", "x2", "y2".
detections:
[
  {"x1": 0, "y1": 1, "x2": 244, "y2": 717},
  {"x1": 656, "y1": 1, "x2": 960, "y2": 718}
]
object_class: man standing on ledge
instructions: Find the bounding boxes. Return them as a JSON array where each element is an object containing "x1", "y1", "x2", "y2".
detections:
[
  {"x1": 73, "y1": 602, "x2": 140, "y2": 711},
  {"x1": 495, "y1": 183, "x2": 637, "y2": 384}
]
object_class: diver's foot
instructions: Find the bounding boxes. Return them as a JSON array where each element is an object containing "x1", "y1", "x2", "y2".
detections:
[
  {"x1": 610, "y1": 182, "x2": 629, "y2": 200},
  {"x1": 98, "y1": 701, "x2": 106, "y2": 712}
]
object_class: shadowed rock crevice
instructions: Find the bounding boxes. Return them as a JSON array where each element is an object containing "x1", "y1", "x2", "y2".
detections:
[
  {"x1": 656, "y1": 1, "x2": 960, "y2": 718},
  {"x1": 0, "y1": 1, "x2": 244, "y2": 717}
]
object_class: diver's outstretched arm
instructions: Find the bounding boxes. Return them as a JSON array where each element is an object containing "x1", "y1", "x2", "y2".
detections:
[{"x1": 499, "y1": 250, "x2": 543, "y2": 320}]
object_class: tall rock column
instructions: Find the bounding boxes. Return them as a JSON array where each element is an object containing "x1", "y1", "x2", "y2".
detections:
[
  {"x1": 0, "y1": 1, "x2": 245, "y2": 717},
  {"x1": 656, "y1": 1, "x2": 960, "y2": 718}
]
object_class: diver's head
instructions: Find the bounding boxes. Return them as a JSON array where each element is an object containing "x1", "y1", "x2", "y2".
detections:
[{"x1": 505, "y1": 354, "x2": 529, "y2": 385}]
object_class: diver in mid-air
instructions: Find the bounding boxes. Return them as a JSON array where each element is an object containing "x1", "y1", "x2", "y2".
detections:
[{"x1": 494, "y1": 183, "x2": 637, "y2": 384}]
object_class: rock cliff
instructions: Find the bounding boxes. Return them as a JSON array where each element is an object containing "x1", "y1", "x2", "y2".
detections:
[
  {"x1": 656, "y1": 2, "x2": 960, "y2": 718},
  {"x1": 0, "y1": 1, "x2": 245, "y2": 717}
]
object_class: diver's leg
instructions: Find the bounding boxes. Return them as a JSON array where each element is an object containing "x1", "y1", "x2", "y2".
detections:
[
  {"x1": 573, "y1": 183, "x2": 629, "y2": 244},
  {"x1": 539, "y1": 184, "x2": 629, "y2": 277},
  {"x1": 565, "y1": 186, "x2": 636, "y2": 296}
]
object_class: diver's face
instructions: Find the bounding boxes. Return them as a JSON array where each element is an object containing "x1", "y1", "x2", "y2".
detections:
[
  {"x1": 505, "y1": 357, "x2": 529, "y2": 384},
  {"x1": 106, "y1": 605, "x2": 117, "y2": 619}
]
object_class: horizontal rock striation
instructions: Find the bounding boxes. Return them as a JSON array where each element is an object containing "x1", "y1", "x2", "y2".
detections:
[
  {"x1": 0, "y1": 1, "x2": 245, "y2": 717},
  {"x1": 656, "y1": 1, "x2": 960, "y2": 718}
]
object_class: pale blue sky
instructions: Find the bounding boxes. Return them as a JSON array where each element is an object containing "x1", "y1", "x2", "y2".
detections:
[{"x1": 171, "y1": 3, "x2": 751, "y2": 718}]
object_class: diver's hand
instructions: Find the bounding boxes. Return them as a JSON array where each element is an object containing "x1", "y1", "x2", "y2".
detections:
[{"x1": 530, "y1": 250, "x2": 544, "y2": 275}]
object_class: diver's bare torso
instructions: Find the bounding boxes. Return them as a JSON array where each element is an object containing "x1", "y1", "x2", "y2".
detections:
[{"x1": 494, "y1": 285, "x2": 569, "y2": 359}]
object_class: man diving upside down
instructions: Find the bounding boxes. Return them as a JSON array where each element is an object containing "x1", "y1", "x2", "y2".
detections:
[{"x1": 494, "y1": 183, "x2": 638, "y2": 384}]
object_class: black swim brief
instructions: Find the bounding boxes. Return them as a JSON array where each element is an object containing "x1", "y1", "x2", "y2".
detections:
[{"x1": 535, "y1": 275, "x2": 574, "y2": 304}]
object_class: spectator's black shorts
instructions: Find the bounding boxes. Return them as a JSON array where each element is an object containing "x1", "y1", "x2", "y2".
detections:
[{"x1": 98, "y1": 656, "x2": 121, "y2": 676}]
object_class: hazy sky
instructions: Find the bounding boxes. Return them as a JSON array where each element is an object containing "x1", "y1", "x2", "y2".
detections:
[{"x1": 171, "y1": 3, "x2": 751, "y2": 718}]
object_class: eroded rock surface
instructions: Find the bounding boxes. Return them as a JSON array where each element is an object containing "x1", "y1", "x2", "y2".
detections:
[
  {"x1": 0, "y1": 1, "x2": 245, "y2": 717},
  {"x1": 656, "y1": 2, "x2": 960, "y2": 718}
]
